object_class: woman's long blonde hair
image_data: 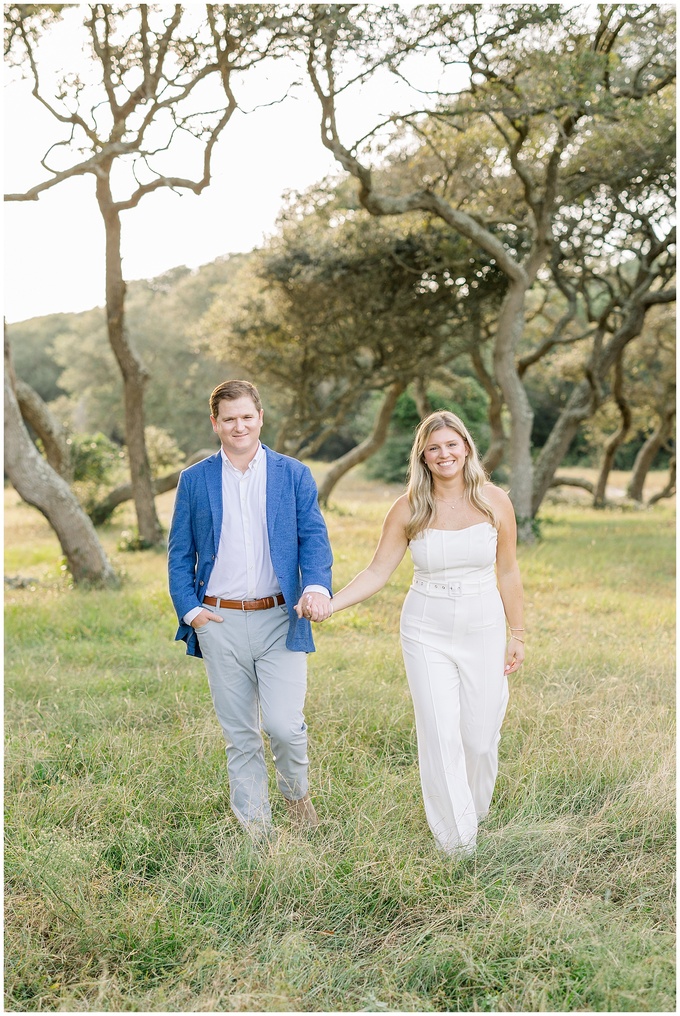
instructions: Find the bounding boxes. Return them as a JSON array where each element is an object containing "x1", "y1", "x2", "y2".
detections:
[{"x1": 405, "y1": 411, "x2": 496, "y2": 540}]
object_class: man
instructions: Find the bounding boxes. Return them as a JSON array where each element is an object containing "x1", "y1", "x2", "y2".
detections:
[{"x1": 168, "y1": 379, "x2": 332, "y2": 841}]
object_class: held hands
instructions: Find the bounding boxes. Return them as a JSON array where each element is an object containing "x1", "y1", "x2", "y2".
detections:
[
  {"x1": 504, "y1": 635, "x2": 525, "y2": 675},
  {"x1": 294, "y1": 592, "x2": 333, "y2": 623},
  {"x1": 190, "y1": 608, "x2": 223, "y2": 629}
]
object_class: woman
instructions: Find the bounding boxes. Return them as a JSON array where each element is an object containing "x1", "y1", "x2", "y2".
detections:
[{"x1": 300, "y1": 411, "x2": 525, "y2": 855}]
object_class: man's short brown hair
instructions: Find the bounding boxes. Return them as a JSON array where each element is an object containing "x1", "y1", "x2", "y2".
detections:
[{"x1": 209, "y1": 380, "x2": 262, "y2": 419}]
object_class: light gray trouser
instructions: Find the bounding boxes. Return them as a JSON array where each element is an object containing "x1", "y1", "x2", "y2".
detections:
[{"x1": 195, "y1": 602, "x2": 309, "y2": 831}]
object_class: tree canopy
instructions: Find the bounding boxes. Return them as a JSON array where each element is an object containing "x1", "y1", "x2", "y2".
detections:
[
  {"x1": 5, "y1": 3, "x2": 676, "y2": 560},
  {"x1": 295, "y1": 2, "x2": 676, "y2": 531}
]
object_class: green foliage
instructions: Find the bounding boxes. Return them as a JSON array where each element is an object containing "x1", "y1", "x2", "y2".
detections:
[
  {"x1": 302, "y1": 3, "x2": 675, "y2": 512},
  {"x1": 69, "y1": 432, "x2": 125, "y2": 513},
  {"x1": 6, "y1": 4, "x2": 675, "y2": 498},
  {"x1": 7, "y1": 314, "x2": 71, "y2": 404},
  {"x1": 199, "y1": 196, "x2": 508, "y2": 457},
  {"x1": 117, "y1": 528, "x2": 162, "y2": 553},
  {"x1": 367, "y1": 377, "x2": 490, "y2": 484},
  {"x1": 67, "y1": 426, "x2": 183, "y2": 516},
  {"x1": 525, "y1": 372, "x2": 592, "y2": 464},
  {"x1": 71, "y1": 432, "x2": 123, "y2": 485},
  {"x1": 7, "y1": 257, "x2": 249, "y2": 456},
  {"x1": 125, "y1": 259, "x2": 249, "y2": 453},
  {"x1": 613, "y1": 439, "x2": 672, "y2": 472},
  {"x1": 144, "y1": 426, "x2": 184, "y2": 477}
]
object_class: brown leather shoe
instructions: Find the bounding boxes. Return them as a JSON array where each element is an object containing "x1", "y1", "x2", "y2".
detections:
[{"x1": 284, "y1": 793, "x2": 319, "y2": 829}]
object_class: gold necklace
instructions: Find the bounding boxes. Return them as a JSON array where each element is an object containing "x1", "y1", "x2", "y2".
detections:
[{"x1": 436, "y1": 493, "x2": 466, "y2": 508}]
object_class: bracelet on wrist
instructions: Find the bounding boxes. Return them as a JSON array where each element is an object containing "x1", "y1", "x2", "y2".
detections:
[{"x1": 510, "y1": 635, "x2": 525, "y2": 643}]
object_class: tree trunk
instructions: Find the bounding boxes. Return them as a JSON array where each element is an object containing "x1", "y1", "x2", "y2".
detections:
[
  {"x1": 317, "y1": 381, "x2": 405, "y2": 506},
  {"x1": 593, "y1": 355, "x2": 631, "y2": 507},
  {"x1": 14, "y1": 375, "x2": 73, "y2": 483},
  {"x1": 549, "y1": 475, "x2": 595, "y2": 493},
  {"x1": 471, "y1": 346, "x2": 505, "y2": 474},
  {"x1": 89, "y1": 448, "x2": 215, "y2": 526},
  {"x1": 482, "y1": 406, "x2": 506, "y2": 475},
  {"x1": 413, "y1": 378, "x2": 432, "y2": 420},
  {"x1": 647, "y1": 456, "x2": 676, "y2": 506},
  {"x1": 532, "y1": 379, "x2": 594, "y2": 513},
  {"x1": 4, "y1": 336, "x2": 117, "y2": 586},
  {"x1": 532, "y1": 298, "x2": 652, "y2": 515},
  {"x1": 626, "y1": 408, "x2": 676, "y2": 501},
  {"x1": 493, "y1": 279, "x2": 535, "y2": 540},
  {"x1": 274, "y1": 417, "x2": 290, "y2": 453},
  {"x1": 97, "y1": 172, "x2": 163, "y2": 546}
]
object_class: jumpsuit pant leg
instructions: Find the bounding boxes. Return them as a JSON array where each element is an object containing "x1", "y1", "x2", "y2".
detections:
[
  {"x1": 400, "y1": 586, "x2": 508, "y2": 855},
  {"x1": 196, "y1": 604, "x2": 308, "y2": 833},
  {"x1": 458, "y1": 622, "x2": 509, "y2": 822}
]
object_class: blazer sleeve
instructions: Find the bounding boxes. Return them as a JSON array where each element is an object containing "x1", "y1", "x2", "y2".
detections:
[
  {"x1": 168, "y1": 469, "x2": 203, "y2": 623},
  {"x1": 294, "y1": 465, "x2": 333, "y2": 594}
]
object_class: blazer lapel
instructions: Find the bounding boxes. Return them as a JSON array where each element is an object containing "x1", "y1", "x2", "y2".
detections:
[
  {"x1": 206, "y1": 453, "x2": 223, "y2": 554},
  {"x1": 264, "y1": 445, "x2": 284, "y2": 536}
]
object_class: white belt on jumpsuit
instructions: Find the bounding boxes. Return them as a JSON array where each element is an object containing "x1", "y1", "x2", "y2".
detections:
[{"x1": 410, "y1": 575, "x2": 497, "y2": 597}]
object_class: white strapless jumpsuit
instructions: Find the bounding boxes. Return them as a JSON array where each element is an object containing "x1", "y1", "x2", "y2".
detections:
[{"x1": 400, "y1": 523, "x2": 509, "y2": 854}]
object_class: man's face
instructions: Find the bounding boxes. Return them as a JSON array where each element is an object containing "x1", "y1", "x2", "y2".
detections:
[{"x1": 211, "y1": 396, "x2": 263, "y2": 461}]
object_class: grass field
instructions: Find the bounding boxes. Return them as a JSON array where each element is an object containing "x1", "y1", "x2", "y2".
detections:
[{"x1": 4, "y1": 469, "x2": 676, "y2": 1012}]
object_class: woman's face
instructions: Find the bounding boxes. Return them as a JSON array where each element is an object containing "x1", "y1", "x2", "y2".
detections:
[{"x1": 421, "y1": 426, "x2": 468, "y2": 483}]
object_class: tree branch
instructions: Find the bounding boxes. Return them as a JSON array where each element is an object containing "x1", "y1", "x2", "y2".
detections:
[{"x1": 88, "y1": 447, "x2": 215, "y2": 526}]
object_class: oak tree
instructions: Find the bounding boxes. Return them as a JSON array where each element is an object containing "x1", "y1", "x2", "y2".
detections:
[
  {"x1": 5, "y1": 4, "x2": 291, "y2": 544},
  {"x1": 4, "y1": 329, "x2": 117, "y2": 586},
  {"x1": 297, "y1": 3, "x2": 675, "y2": 534}
]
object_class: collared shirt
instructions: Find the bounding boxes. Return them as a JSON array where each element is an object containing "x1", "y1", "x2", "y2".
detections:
[
  {"x1": 183, "y1": 443, "x2": 328, "y2": 624},
  {"x1": 206, "y1": 442, "x2": 279, "y2": 601}
]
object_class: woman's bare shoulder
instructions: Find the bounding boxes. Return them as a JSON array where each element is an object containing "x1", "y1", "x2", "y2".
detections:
[
  {"x1": 483, "y1": 483, "x2": 516, "y2": 523},
  {"x1": 483, "y1": 482, "x2": 512, "y2": 507},
  {"x1": 382, "y1": 493, "x2": 411, "y2": 527},
  {"x1": 388, "y1": 492, "x2": 410, "y2": 517}
]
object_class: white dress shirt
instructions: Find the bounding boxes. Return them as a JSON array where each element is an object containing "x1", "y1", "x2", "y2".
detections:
[{"x1": 184, "y1": 443, "x2": 328, "y2": 624}]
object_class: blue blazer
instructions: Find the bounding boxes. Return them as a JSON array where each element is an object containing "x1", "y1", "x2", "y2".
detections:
[{"x1": 168, "y1": 445, "x2": 333, "y2": 658}]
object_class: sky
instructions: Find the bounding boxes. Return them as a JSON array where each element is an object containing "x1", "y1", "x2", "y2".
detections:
[{"x1": 3, "y1": 4, "x2": 448, "y2": 324}]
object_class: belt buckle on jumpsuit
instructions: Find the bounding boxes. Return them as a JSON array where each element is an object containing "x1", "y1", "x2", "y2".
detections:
[{"x1": 448, "y1": 582, "x2": 462, "y2": 597}]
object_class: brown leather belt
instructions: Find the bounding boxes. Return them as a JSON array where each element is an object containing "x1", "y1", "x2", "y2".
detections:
[{"x1": 202, "y1": 593, "x2": 285, "y2": 611}]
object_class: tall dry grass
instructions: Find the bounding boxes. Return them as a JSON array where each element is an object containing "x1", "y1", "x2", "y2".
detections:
[{"x1": 4, "y1": 475, "x2": 675, "y2": 1012}]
